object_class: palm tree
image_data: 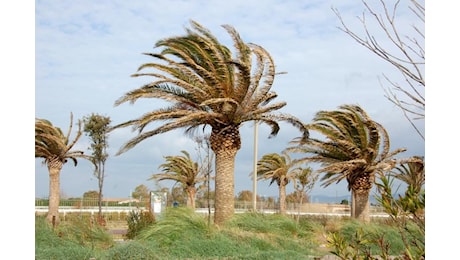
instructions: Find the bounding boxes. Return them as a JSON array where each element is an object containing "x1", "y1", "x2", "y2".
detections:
[
  {"x1": 149, "y1": 150, "x2": 206, "y2": 209},
  {"x1": 287, "y1": 104, "x2": 407, "y2": 222},
  {"x1": 391, "y1": 156, "x2": 425, "y2": 194},
  {"x1": 111, "y1": 20, "x2": 308, "y2": 224},
  {"x1": 35, "y1": 113, "x2": 92, "y2": 226},
  {"x1": 256, "y1": 152, "x2": 300, "y2": 215}
]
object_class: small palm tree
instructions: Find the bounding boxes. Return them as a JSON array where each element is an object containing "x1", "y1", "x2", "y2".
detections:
[
  {"x1": 35, "y1": 113, "x2": 92, "y2": 226},
  {"x1": 287, "y1": 104, "x2": 408, "y2": 222},
  {"x1": 111, "y1": 20, "x2": 308, "y2": 224},
  {"x1": 256, "y1": 152, "x2": 300, "y2": 215},
  {"x1": 149, "y1": 150, "x2": 206, "y2": 209}
]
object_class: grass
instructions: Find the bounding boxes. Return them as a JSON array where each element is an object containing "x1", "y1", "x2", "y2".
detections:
[{"x1": 35, "y1": 208, "x2": 421, "y2": 259}]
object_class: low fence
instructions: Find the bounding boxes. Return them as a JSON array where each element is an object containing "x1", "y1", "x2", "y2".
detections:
[{"x1": 35, "y1": 198, "x2": 388, "y2": 219}]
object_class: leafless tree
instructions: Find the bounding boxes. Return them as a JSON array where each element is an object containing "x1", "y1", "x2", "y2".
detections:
[{"x1": 333, "y1": 0, "x2": 425, "y2": 140}]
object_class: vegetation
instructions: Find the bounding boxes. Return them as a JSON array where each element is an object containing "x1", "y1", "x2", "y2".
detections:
[
  {"x1": 35, "y1": 4, "x2": 425, "y2": 256},
  {"x1": 149, "y1": 150, "x2": 206, "y2": 209},
  {"x1": 324, "y1": 156, "x2": 425, "y2": 259},
  {"x1": 35, "y1": 207, "x2": 422, "y2": 259},
  {"x1": 256, "y1": 152, "x2": 304, "y2": 215},
  {"x1": 287, "y1": 104, "x2": 410, "y2": 223},
  {"x1": 35, "y1": 215, "x2": 113, "y2": 260},
  {"x1": 110, "y1": 20, "x2": 308, "y2": 225},
  {"x1": 125, "y1": 210, "x2": 156, "y2": 239},
  {"x1": 333, "y1": 0, "x2": 425, "y2": 140},
  {"x1": 83, "y1": 113, "x2": 112, "y2": 224},
  {"x1": 292, "y1": 166, "x2": 318, "y2": 222},
  {"x1": 35, "y1": 113, "x2": 93, "y2": 226},
  {"x1": 131, "y1": 184, "x2": 151, "y2": 200}
]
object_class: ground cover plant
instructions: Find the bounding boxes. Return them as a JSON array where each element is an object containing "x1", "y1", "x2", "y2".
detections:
[
  {"x1": 35, "y1": 216, "x2": 112, "y2": 260},
  {"x1": 35, "y1": 206, "x2": 422, "y2": 259}
]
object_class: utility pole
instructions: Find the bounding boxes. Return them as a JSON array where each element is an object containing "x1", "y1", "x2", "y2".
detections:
[{"x1": 252, "y1": 121, "x2": 258, "y2": 211}]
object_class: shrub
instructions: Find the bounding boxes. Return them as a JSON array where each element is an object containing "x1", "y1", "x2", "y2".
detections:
[
  {"x1": 125, "y1": 210, "x2": 155, "y2": 239},
  {"x1": 136, "y1": 207, "x2": 209, "y2": 244},
  {"x1": 56, "y1": 214, "x2": 114, "y2": 249}
]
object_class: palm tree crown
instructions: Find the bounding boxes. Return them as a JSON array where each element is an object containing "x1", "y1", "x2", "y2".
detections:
[
  {"x1": 35, "y1": 113, "x2": 86, "y2": 167},
  {"x1": 113, "y1": 20, "x2": 308, "y2": 150},
  {"x1": 149, "y1": 150, "x2": 206, "y2": 209},
  {"x1": 287, "y1": 104, "x2": 407, "y2": 222},
  {"x1": 112, "y1": 20, "x2": 308, "y2": 224},
  {"x1": 391, "y1": 156, "x2": 425, "y2": 193}
]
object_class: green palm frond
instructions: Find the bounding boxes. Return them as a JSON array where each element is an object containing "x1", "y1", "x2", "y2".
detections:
[
  {"x1": 112, "y1": 20, "x2": 309, "y2": 155},
  {"x1": 288, "y1": 104, "x2": 408, "y2": 189},
  {"x1": 256, "y1": 152, "x2": 296, "y2": 187},
  {"x1": 391, "y1": 156, "x2": 425, "y2": 190},
  {"x1": 149, "y1": 150, "x2": 206, "y2": 194}
]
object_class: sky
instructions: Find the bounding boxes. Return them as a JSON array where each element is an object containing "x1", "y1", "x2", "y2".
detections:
[
  {"x1": 2, "y1": 0, "x2": 458, "y2": 257},
  {"x1": 33, "y1": 0, "x2": 426, "y2": 202}
]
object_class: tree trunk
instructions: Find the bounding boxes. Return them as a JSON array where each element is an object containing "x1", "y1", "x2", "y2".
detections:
[
  {"x1": 279, "y1": 183, "x2": 287, "y2": 215},
  {"x1": 350, "y1": 173, "x2": 374, "y2": 222},
  {"x1": 351, "y1": 189, "x2": 371, "y2": 223},
  {"x1": 213, "y1": 148, "x2": 237, "y2": 225},
  {"x1": 97, "y1": 161, "x2": 105, "y2": 225},
  {"x1": 186, "y1": 186, "x2": 196, "y2": 209},
  {"x1": 46, "y1": 160, "x2": 63, "y2": 227},
  {"x1": 210, "y1": 124, "x2": 241, "y2": 225}
]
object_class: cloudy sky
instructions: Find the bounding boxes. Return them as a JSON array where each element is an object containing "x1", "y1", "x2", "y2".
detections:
[{"x1": 34, "y1": 0, "x2": 425, "y2": 201}]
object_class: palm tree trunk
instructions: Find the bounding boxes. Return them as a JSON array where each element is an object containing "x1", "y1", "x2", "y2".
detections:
[
  {"x1": 186, "y1": 186, "x2": 197, "y2": 209},
  {"x1": 210, "y1": 124, "x2": 241, "y2": 225},
  {"x1": 279, "y1": 183, "x2": 287, "y2": 215},
  {"x1": 47, "y1": 163, "x2": 62, "y2": 227},
  {"x1": 351, "y1": 189, "x2": 371, "y2": 222},
  {"x1": 213, "y1": 148, "x2": 237, "y2": 225}
]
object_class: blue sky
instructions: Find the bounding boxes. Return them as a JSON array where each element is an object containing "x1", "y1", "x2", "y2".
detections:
[{"x1": 34, "y1": 0, "x2": 425, "y2": 201}]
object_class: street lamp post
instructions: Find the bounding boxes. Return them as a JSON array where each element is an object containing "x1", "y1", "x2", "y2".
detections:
[{"x1": 252, "y1": 121, "x2": 258, "y2": 211}]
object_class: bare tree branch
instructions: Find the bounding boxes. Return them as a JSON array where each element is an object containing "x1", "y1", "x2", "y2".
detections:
[{"x1": 332, "y1": 0, "x2": 425, "y2": 140}]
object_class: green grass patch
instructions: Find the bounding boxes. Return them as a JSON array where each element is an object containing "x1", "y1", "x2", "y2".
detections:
[
  {"x1": 35, "y1": 210, "x2": 423, "y2": 259},
  {"x1": 35, "y1": 216, "x2": 100, "y2": 260}
]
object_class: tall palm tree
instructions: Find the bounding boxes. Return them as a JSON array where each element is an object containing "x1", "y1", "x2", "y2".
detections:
[
  {"x1": 35, "y1": 113, "x2": 92, "y2": 226},
  {"x1": 111, "y1": 20, "x2": 308, "y2": 224},
  {"x1": 149, "y1": 150, "x2": 206, "y2": 209},
  {"x1": 287, "y1": 104, "x2": 407, "y2": 222},
  {"x1": 256, "y1": 152, "x2": 300, "y2": 215}
]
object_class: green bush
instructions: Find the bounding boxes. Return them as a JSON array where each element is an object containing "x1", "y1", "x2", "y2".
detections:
[
  {"x1": 125, "y1": 210, "x2": 155, "y2": 239},
  {"x1": 56, "y1": 215, "x2": 114, "y2": 249},
  {"x1": 137, "y1": 207, "x2": 209, "y2": 244}
]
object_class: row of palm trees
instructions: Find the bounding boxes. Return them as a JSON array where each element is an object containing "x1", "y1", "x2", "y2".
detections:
[
  {"x1": 147, "y1": 103, "x2": 424, "y2": 223},
  {"x1": 36, "y1": 20, "x2": 424, "y2": 226}
]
